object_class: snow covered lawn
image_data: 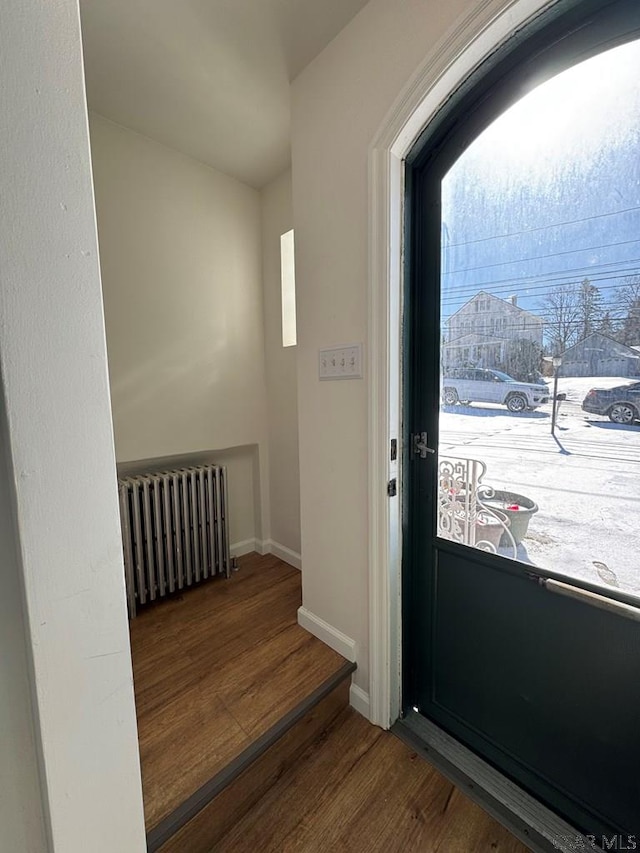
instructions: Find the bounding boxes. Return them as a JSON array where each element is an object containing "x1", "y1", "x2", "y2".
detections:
[{"x1": 439, "y1": 376, "x2": 640, "y2": 598}]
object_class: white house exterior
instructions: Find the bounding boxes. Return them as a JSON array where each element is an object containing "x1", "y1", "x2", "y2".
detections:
[{"x1": 443, "y1": 291, "x2": 544, "y2": 370}]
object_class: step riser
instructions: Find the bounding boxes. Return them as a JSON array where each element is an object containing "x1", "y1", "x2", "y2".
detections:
[{"x1": 158, "y1": 679, "x2": 351, "y2": 853}]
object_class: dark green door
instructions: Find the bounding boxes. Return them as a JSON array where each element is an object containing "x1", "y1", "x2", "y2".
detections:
[{"x1": 404, "y1": 0, "x2": 640, "y2": 839}]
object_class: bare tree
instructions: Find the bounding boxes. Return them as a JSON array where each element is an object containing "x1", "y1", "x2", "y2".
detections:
[
  {"x1": 541, "y1": 278, "x2": 607, "y2": 353},
  {"x1": 619, "y1": 275, "x2": 640, "y2": 309},
  {"x1": 541, "y1": 284, "x2": 580, "y2": 355}
]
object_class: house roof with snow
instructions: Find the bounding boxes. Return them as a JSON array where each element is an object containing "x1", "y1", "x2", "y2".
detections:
[{"x1": 561, "y1": 332, "x2": 640, "y2": 361}]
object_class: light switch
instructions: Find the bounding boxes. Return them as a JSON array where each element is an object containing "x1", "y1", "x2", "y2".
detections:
[{"x1": 319, "y1": 344, "x2": 363, "y2": 380}]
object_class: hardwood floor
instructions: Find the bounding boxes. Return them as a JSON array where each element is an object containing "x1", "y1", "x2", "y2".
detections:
[
  {"x1": 215, "y1": 706, "x2": 531, "y2": 853},
  {"x1": 131, "y1": 552, "x2": 528, "y2": 852},
  {"x1": 159, "y1": 680, "x2": 352, "y2": 853},
  {"x1": 129, "y1": 553, "x2": 347, "y2": 831}
]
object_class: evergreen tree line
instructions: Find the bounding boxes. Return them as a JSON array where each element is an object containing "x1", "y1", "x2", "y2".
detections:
[{"x1": 540, "y1": 275, "x2": 640, "y2": 355}]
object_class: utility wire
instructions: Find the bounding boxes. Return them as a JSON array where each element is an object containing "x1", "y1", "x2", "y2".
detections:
[
  {"x1": 440, "y1": 263, "x2": 640, "y2": 304},
  {"x1": 442, "y1": 204, "x2": 640, "y2": 250},
  {"x1": 441, "y1": 277, "x2": 640, "y2": 309},
  {"x1": 442, "y1": 237, "x2": 640, "y2": 277}
]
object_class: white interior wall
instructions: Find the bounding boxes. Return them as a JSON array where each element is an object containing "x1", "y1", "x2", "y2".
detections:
[
  {"x1": 261, "y1": 169, "x2": 301, "y2": 560},
  {"x1": 117, "y1": 445, "x2": 258, "y2": 550},
  {"x1": 0, "y1": 395, "x2": 47, "y2": 852},
  {"x1": 89, "y1": 114, "x2": 271, "y2": 547},
  {"x1": 291, "y1": 0, "x2": 481, "y2": 701},
  {"x1": 0, "y1": 0, "x2": 532, "y2": 843},
  {"x1": 0, "y1": 1, "x2": 146, "y2": 848}
]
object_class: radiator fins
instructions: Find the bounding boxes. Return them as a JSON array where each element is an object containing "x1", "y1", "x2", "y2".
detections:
[{"x1": 118, "y1": 465, "x2": 231, "y2": 617}]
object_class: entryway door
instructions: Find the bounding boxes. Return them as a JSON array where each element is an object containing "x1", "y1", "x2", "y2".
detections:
[{"x1": 403, "y1": 0, "x2": 640, "y2": 839}]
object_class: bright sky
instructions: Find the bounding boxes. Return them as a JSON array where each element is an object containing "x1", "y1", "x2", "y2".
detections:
[{"x1": 451, "y1": 38, "x2": 640, "y2": 179}]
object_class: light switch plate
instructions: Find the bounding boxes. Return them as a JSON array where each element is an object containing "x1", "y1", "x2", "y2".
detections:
[{"x1": 319, "y1": 344, "x2": 363, "y2": 380}]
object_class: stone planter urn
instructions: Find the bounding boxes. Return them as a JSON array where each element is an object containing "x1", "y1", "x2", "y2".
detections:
[
  {"x1": 474, "y1": 517, "x2": 505, "y2": 549},
  {"x1": 482, "y1": 489, "x2": 538, "y2": 546}
]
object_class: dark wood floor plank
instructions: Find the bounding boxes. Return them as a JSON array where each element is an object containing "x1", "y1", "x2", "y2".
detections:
[{"x1": 216, "y1": 708, "x2": 530, "y2": 853}]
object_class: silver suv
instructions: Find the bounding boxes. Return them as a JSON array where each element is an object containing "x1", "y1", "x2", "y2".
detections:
[{"x1": 442, "y1": 368, "x2": 549, "y2": 412}]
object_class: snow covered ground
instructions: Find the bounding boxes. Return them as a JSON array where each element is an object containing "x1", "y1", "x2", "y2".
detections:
[{"x1": 439, "y1": 376, "x2": 640, "y2": 598}]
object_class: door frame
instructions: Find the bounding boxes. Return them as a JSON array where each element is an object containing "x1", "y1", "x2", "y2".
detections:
[{"x1": 366, "y1": 0, "x2": 562, "y2": 729}]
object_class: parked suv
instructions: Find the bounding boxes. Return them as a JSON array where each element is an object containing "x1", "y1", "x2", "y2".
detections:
[
  {"x1": 582, "y1": 381, "x2": 640, "y2": 424},
  {"x1": 442, "y1": 368, "x2": 550, "y2": 412}
]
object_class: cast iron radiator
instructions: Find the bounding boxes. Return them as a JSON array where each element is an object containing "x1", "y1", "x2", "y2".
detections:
[{"x1": 118, "y1": 464, "x2": 231, "y2": 617}]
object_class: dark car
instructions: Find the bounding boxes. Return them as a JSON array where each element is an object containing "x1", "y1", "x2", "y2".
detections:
[{"x1": 581, "y1": 381, "x2": 640, "y2": 424}]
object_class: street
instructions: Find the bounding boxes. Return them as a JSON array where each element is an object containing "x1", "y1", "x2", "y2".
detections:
[{"x1": 439, "y1": 377, "x2": 640, "y2": 598}]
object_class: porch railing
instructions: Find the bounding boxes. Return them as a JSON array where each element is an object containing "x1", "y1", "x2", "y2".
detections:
[{"x1": 438, "y1": 456, "x2": 517, "y2": 556}]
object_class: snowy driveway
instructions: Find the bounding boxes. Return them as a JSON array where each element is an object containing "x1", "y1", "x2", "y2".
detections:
[{"x1": 439, "y1": 377, "x2": 640, "y2": 598}]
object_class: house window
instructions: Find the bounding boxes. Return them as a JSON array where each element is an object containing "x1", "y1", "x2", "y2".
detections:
[{"x1": 280, "y1": 229, "x2": 296, "y2": 347}]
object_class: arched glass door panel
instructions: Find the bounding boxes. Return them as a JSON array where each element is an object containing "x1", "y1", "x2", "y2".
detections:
[{"x1": 439, "y1": 39, "x2": 640, "y2": 601}]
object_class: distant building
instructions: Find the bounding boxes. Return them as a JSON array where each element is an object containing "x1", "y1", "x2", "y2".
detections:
[
  {"x1": 560, "y1": 332, "x2": 640, "y2": 377},
  {"x1": 443, "y1": 291, "x2": 543, "y2": 370}
]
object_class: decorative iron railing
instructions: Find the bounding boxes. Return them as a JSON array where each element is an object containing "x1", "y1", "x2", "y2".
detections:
[{"x1": 438, "y1": 456, "x2": 517, "y2": 556}]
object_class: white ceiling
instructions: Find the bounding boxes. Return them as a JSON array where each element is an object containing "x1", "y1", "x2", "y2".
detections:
[{"x1": 80, "y1": 0, "x2": 370, "y2": 188}]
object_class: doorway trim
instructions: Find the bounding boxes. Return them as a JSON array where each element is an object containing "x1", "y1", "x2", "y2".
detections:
[{"x1": 366, "y1": 0, "x2": 557, "y2": 728}]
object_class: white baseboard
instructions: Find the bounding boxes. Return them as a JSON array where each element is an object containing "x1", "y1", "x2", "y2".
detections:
[
  {"x1": 231, "y1": 537, "x2": 302, "y2": 569},
  {"x1": 231, "y1": 538, "x2": 269, "y2": 556},
  {"x1": 254, "y1": 538, "x2": 268, "y2": 556},
  {"x1": 297, "y1": 606, "x2": 357, "y2": 662},
  {"x1": 265, "y1": 540, "x2": 301, "y2": 570},
  {"x1": 349, "y1": 684, "x2": 370, "y2": 720},
  {"x1": 230, "y1": 538, "x2": 258, "y2": 557}
]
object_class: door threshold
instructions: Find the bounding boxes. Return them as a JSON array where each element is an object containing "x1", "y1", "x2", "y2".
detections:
[{"x1": 392, "y1": 711, "x2": 594, "y2": 853}]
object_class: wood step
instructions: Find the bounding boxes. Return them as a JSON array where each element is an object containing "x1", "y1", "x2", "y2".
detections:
[
  {"x1": 212, "y1": 706, "x2": 530, "y2": 853},
  {"x1": 154, "y1": 667, "x2": 354, "y2": 852},
  {"x1": 129, "y1": 553, "x2": 354, "y2": 850}
]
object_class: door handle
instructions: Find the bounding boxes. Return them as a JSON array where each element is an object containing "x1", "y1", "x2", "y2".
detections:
[
  {"x1": 412, "y1": 432, "x2": 436, "y2": 459},
  {"x1": 542, "y1": 578, "x2": 640, "y2": 622}
]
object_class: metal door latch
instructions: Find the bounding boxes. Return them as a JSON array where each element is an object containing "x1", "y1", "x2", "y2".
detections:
[
  {"x1": 387, "y1": 478, "x2": 397, "y2": 497},
  {"x1": 411, "y1": 432, "x2": 435, "y2": 459}
]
